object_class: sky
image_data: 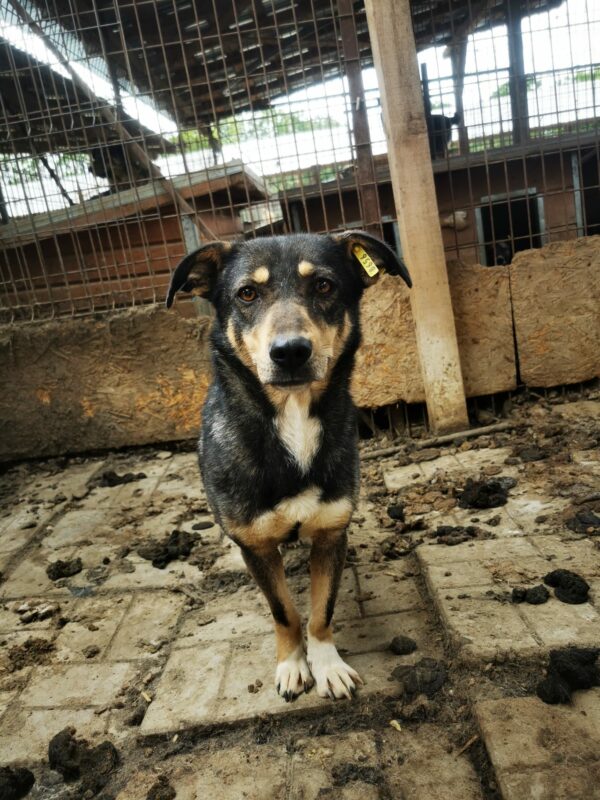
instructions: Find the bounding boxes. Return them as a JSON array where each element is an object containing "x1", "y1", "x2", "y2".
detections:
[{"x1": 0, "y1": 0, "x2": 598, "y2": 215}]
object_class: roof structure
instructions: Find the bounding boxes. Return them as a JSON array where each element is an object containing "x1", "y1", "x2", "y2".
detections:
[
  {"x1": 0, "y1": 35, "x2": 171, "y2": 155},
  {"x1": 0, "y1": 159, "x2": 267, "y2": 246},
  {"x1": 31, "y1": 0, "x2": 564, "y2": 130}
]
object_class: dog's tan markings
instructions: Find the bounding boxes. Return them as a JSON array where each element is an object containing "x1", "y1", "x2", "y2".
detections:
[
  {"x1": 252, "y1": 266, "x2": 270, "y2": 284},
  {"x1": 224, "y1": 490, "x2": 353, "y2": 546},
  {"x1": 298, "y1": 260, "x2": 315, "y2": 277}
]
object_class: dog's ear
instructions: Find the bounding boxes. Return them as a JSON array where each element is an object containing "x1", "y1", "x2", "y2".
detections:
[
  {"x1": 165, "y1": 241, "x2": 233, "y2": 308},
  {"x1": 332, "y1": 230, "x2": 412, "y2": 289}
]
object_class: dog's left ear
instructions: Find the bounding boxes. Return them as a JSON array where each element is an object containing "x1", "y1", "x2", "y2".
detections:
[
  {"x1": 332, "y1": 230, "x2": 412, "y2": 288},
  {"x1": 165, "y1": 241, "x2": 233, "y2": 308}
]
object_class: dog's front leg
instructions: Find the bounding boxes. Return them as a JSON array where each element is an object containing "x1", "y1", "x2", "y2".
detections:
[
  {"x1": 307, "y1": 529, "x2": 363, "y2": 699},
  {"x1": 240, "y1": 544, "x2": 313, "y2": 701}
]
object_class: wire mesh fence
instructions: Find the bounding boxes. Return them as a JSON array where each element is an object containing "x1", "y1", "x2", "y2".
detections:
[{"x1": 0, "y1": 0, "x2": 598, "y2": 322}]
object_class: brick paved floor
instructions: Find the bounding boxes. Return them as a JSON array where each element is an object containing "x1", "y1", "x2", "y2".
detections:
[{"x1": 0, "y1": 397, "x2": 599, "y2": 798}]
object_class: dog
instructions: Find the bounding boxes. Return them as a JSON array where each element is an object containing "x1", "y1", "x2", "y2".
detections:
[
  {"x1": 427, "y1": 112, "x2": 461, "y2": 159},
  {"x1": 166, "y1": 231, "x2": 411, "y2": 701}
]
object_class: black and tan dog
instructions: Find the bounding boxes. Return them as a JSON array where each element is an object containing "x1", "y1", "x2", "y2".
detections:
[{"x1": 166, "y1": 231, "x2": 411, "y2": 701}]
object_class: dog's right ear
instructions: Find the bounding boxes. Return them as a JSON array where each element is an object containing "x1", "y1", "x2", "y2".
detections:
[{"x1": 165, "y1": 241, "x2": 232, "y2": 308}]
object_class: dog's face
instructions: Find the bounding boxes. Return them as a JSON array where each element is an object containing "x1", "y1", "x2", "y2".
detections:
[{"x1": 166, "y1": 232, "x2": 411, "y2": 391}]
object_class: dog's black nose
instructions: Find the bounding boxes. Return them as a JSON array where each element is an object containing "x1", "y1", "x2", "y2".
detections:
[{"x1": 269, "y1": 336, "x2": 313, "y2": 370}]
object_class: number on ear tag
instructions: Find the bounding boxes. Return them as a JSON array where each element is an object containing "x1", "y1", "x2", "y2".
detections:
[{"x1": 352, "y1": 244, "x2": 379, "y2": 278}]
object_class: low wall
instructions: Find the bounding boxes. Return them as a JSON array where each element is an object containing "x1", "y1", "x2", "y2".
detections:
[
  {"x1": 1, "y1": 236, "x2": 598, "y2": 461},
  {"x1": 0, "y1": 307, "x2": 212, "y2": 461},
  {"x1": 510, "y1": 237, "x2": 600, "y2": 387}
]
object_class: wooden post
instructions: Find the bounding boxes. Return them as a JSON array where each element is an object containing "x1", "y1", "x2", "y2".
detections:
[
  {"x1": 364, "y1": 0, "x2": 469, "y2": 433},
  {"x1": 338, "y1": 0, "x2": 380, "y2": 233},
  {"x1": 507, "y1": 0, "x2": 529, "y2": 145}
]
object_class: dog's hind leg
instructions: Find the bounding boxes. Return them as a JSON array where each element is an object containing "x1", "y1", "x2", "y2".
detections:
[
  {"x1": 306, "y1": 529, "x2": 363, "y2": 699},
  {"x1": 240, "y1": 544, "x2": 313, "y2": 701}
]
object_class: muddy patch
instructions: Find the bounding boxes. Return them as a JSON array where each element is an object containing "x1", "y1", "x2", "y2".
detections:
[
  {"x1": 536, "y1": 647, "x2": 600, "y2": 704},
  {"x1": 146, "y1": 775, "x2": 177, "y2": 800},
  {"x1": 0, "y1": 766, "x2": 35, "y2": 799},
  {"x1": 6, "y1": 637, "x2": 54, "y2": 672},
  {"x1": 457, "y1": 477, "x2": 517, "y2": 509},
  {"x1": 544, "y1": 569, "x2": 590, "y2": 604},
  {"x1": 91, "y1": 470, "x2": 147, "y2": 488},
  {"x1": 511, "y1": 585, "x2": 550, "y2": 605},
  {"x1": 48, "y1": 727, "x2": 120, "y2": 796},
  {"x1": 137, "y1": 530, "x2": 199, "y2": 569},
  {"x1": 46, "y1": 557, "x2": 83, "y2": 581}
]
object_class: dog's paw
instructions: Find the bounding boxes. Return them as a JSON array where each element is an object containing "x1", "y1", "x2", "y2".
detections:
[
  {"x1": 307, "y1": 637, "x2": 363, "y2": 700},
  {"x1": 275, "y1": 645, "x2": 314, "y2": 702}
]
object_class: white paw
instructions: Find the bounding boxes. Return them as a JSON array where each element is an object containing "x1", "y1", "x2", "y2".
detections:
[
  {"x1": 307, "y1": 636, "x2": 363, "y2": 700},
  {"x1": 275, "y1": 645, "x2": 314, "y2": 702}
]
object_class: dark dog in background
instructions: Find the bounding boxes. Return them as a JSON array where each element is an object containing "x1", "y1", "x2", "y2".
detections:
[
  {"x1": 427, "y1": 112, "x2": 461, "y2": 159},
  {"x1": 166, "y1": 231, "x2": 411, "y2": 701}
]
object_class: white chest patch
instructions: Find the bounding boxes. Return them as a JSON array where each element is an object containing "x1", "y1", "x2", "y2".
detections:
[{"x1": 274, "y1": 392, "x2": 322, "y2": 473}]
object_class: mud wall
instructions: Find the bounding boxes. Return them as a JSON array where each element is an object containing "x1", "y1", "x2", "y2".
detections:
[
  {"x1": 352, "y1": 262, "x2": 517, "y2": 406},
  {"x1": 1, "y1": 236, "x2": 598, "y2": 461},
  {"x1": 0, "y1": 307, "x2": 212, "y2": 462},
  {"x1": 510, "y1": 237, "x2": 600, "y2": 387}
]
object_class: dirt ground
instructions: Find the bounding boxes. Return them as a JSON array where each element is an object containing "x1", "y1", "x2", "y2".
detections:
[{"x1": 0, "y1": 385, "x2": 599, "y2": 799}]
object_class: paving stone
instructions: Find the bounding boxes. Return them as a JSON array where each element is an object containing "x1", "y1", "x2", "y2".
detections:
[
  {"x1": 518, "y1": 597, "x2": 600, "y2": 647},
  {"x1": 174, "y1": 588, "x2": 271, "y2": 648},
  {"x1": 107, "y1": 591, "x2": 185, "y2": 659},
  {"x1": 355, "y1": 566, "x2": 422, "y2": 616},
  {"x1": 453, "y1": 447, "x2": 513, "y2": 472},
  {"x1": 448, "y1": 506, "x2": 524, "y2": 535},
  {"x1": 418, "y1": 453, "x2": 463, "y2": 479},
  {"x1": 531, "y1": 535, "x2": 600, "y2": 575},
  {"x1": 500, "y1": 764, "x2": 600, "y2": 800},
  {"x1": 336, "y1": 611, "x2": 440, "y2": 659},
  {"x1": 381, "y1": 726, "x2": 484, "y2": 799},
  {"x1": 0, "y1": 689, "x2": 15, "y2": 717},
  {"x1": 101, "y1": 555, "x2": 201, "y2": 590},
  {"x1": 169, "y1": 745, "x2": 289, "y2": 800},
  {"x1": 0, "y1": 548, "x2": 76, "y2": 599},
  {"x1": 423, "y1": 560, "x2": 494, "y2": 589},
  {"x1": 383, "y1": 463, "x2": 425, "y2": 491},
  {"x1": 21, "y1": 661, "x2": 137, "y2": 707},
  {"x1": 290, "y1": 732, "x2": 379, "y2": 800},
  {"x1": 503, "y1": 494, "x2": 570, "y2": 530},
  {"x1": 416, "y1": 536, "x2": 541, "y2": 567},
  {"x1": 0, "y1": 706, "x2": 107, "y2": 764},
  {"x1": 435, "y1": 589, "x2": 539, "y2": 659},
  {"x1": 476, "y1": 693, "x2": 600, "y2": 777},
  {"x1": 53, "y1": 595, "x2": 131, "y2": 662},
  {"x1": 43, "y1": 509, "x2": 115, "y2": 549},
  {"x1": 140, "y1": 643, "x2": 230, "y2": 735},
  {"x1": 214, "y1": 637, "x2": 324, "y2": 723}
]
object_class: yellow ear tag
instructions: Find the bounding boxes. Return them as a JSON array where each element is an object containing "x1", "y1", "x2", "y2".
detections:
[{"x1": 352, "y1": 244, "x2": 379, "y2": 278}]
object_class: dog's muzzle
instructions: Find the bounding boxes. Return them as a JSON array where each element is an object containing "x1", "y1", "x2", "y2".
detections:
[{"x1": 268, "y1": 336, "x2": 314, "y2": 385}]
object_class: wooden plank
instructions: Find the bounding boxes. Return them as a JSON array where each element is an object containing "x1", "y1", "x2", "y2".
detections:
[{"x1": 364, "y1": 0, "x2": 469, "y2": 433}]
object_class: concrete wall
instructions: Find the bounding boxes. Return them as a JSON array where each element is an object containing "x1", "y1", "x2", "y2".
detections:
[{"x1": 1, "y1": 235, "x2": 598, "y2": 461}]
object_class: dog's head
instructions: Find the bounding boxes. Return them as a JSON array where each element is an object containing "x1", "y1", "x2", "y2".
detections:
[{"x1": 166, "y1": 231, "x2": 411, "y2": 391}]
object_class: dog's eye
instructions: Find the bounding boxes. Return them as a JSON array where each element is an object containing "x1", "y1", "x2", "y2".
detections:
[
  {"x1": 237, "y1": 286, "x2": 258, "y2": 303},
  {"x1": 315, "y1": 279, "x2": 334, "y2": 295}
]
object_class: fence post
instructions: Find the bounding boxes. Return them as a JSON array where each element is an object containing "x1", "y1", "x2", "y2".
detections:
[{"x1": 364, "y1": 0, "x2": 469, "y2": 433}]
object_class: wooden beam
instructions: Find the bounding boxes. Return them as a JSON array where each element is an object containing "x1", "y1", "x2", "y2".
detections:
[{"x1": 364, "y1": 0, "x2": 469, "y2": 433}]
